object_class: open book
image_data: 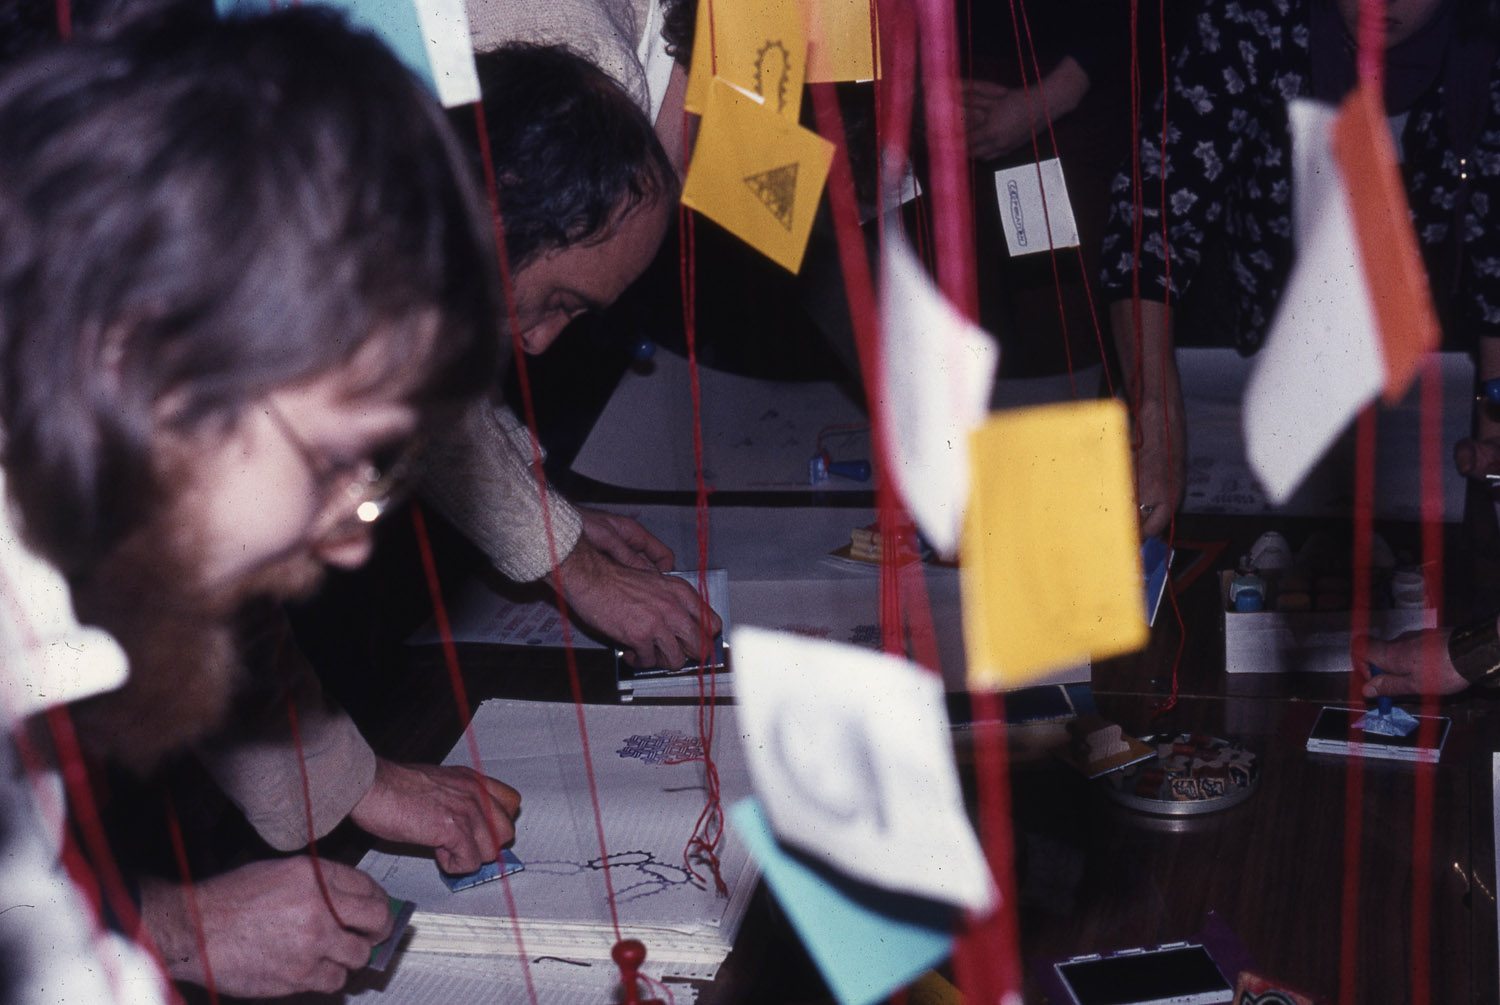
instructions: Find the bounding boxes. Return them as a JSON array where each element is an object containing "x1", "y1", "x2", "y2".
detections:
[{"x1": 350, "y1": 699, "x2": 756, "y2": 1001}]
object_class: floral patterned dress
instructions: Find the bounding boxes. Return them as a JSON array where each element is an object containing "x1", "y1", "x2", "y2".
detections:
[{"x1": 1099, "y1": 0, "x2": 1500, "y2": 354}]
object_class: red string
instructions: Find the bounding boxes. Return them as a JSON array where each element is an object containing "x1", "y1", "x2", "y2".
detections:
[
  {"x1": 1339, "y1": 406, "x2": 1377, "y2": 1005},
  {"x1": 1004, "y1": 0, "x2": 1077, "y2": 399},
  {"x1": 470, "y1": 97, "x2": 628, "y2": 950},
  {"x1": 408, "y1": 504, "x2": 538, "y2": 1000},
  {"x1": 677, "y1": 198, "x2": 728, "y2": 893},
  {"x1": 0, "y1": 545, "x2": 176, "y2": 1000},
  {"x1": 164, "y1": 793, "x2": 219, "y2": 1005},
  {"x1": 1007, "y1": 0, "x2": 1115, "y2": 402},
  {"x1": 812, "y1": 5, "x2": 1020, "y2": 999},
  {"x1": 1410, "y1": 354, "x2": 1445, "y2": 1005},
  {"x1": 283, "y1": 695, "x2": 349, "y2": 932},
  {"x1": 55, "y1": 0, "x2": 71, "y2": 40}
]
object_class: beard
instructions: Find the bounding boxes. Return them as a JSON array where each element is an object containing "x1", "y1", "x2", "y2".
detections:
[{"x1": 64, "y1": 484, "x2": 329, "y2": 776}]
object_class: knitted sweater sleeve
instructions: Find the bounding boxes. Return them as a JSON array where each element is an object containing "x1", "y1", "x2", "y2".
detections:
[{"x1": 419, "y1": 398, "x2": 584, "y2": 583}]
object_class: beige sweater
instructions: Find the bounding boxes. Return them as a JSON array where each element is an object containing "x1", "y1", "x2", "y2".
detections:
[{"x1": 421, "y1": 398, "x2": 584, "y2": 583}]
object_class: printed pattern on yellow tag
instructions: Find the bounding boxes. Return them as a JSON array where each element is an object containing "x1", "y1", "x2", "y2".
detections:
[
  {"x1": 681, "y1": 78, "x2": 834, "y2": 273},
  {"x1": 960, "y1": 400, "x2": 1147, "y2": 688},
  {"x1": 685, "y1": 0, "x2": 807, "y2": 121}
]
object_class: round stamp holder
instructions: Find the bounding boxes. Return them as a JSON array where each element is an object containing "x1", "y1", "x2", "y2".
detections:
[{"x1": 1103, "y1": 733, "x2": 1259, "y2": 816}]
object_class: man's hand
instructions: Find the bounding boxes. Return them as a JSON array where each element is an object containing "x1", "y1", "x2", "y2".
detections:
[
  {"x1": 579, "y1": 508, "x2": 674, "y2": 573},
  {"x1": 965, "y1": 59, "x2": 1089, "y2": 162},
  {"x1": 1132, "y1": 393, "x2": 1188, "y2": 539},
  {"x1": 1359, "y1": 629, "x2": 1469, "y2": 698},
  {"x1": 1454, "y1": 437, "x2": 1500, "y2": 481},
  {"x1": 1111, "y1": 299, "x2": 1185, "y2": 539},
  {"x1": 554, "y1": 534, "x2": 722, "y2": 669},
  {"x1": 349, "y1": 759, "x2": 520, "y2": 875},
  {"x1": 964, "y1": 80, "x2": 1034, "y2": 161},
  {"x1": 143, "y1": 857, "x2": 393, "y2": 998}
]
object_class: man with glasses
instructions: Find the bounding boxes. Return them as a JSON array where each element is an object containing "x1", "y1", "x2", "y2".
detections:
[{"x1": 0, "y1": 9, "x2": 519, "y2": 999}]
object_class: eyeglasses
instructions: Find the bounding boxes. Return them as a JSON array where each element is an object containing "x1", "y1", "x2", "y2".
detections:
[{"x1": 265, "y1": 402, "x2": 424, "y2": 533}]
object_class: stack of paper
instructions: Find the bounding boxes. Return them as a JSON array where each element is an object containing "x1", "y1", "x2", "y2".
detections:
[{"x1": 351, "y1": 700, "x2": 757, "y2": 1001}]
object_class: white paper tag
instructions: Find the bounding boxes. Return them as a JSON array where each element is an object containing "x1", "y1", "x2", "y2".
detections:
[
  {"x1": 413, "y1": 0, "x2": 480, "y2": 107},
  {"x1": 731, "y1": 625, "x2": 997, "y2": 913},
  {"x1": 878, "y1": 232, "x2": 997, "y2": 558},
  {"x1": 993, "y1": 157, "x2": 1079, "y2": 255}
]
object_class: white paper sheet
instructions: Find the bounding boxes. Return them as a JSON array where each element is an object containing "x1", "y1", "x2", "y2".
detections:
[
  {"x1": 730, "y1": 627, "x2": 995, "y2": 912},
  {"x1": 1244, "y1": 99, "x2": 1385, "y2": 504},
  {"x1": 1181, "y1": 346, "x2": 1470, "y2": 524},
  {"x1": 878, "y1": 234, "x2": 998, "y2": 558},
  {"x1": 361, "y1": 700, "x2": 755, "y2": 953},
  {"x1": 413, "y1": 0, "x2": 479, "y2": 107},
  {"x1": 570, "y1": 350, "x2": 869, "y2": 492},
  {"x1": 992, "y1": 157, "x2": 1079, "y2": 255}
]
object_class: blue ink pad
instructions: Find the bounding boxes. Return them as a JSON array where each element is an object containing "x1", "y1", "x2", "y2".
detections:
[
  {"x1": 439, "y1": 848, "x2": 524, "y2": 892},
  {"x1": 367, "y1": 896, "x2": 416, "y2": 972}
]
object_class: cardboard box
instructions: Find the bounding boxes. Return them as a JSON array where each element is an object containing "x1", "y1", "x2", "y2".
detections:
[{"x1": 1219, "y1": 570, "x2": 1435, "y2": 674}]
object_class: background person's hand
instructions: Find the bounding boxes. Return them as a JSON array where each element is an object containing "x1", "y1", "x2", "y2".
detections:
[
  {"x1": 1131, "y1": 393, "x2": 1187, "y2": 539},
  {"x1": 1358, "y1": 629, "x2": 1470, "y2": 698},
  {"x1": 144, "y1": 857, "x2": 393, "y2": 998},
  {"x1": 964, "y1": 79, "x2": 1036, "y2": 161},
  {"x1": 350, "y1": 759, "x2": 520, "y2": 874},
  {"x1": 1454, "y1": 436, "x2": 1500, "y2": 481}
]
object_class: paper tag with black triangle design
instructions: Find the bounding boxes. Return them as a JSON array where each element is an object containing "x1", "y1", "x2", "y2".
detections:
[{"x1": 681, "y1": 78, "x2": 833, "y2": 273}]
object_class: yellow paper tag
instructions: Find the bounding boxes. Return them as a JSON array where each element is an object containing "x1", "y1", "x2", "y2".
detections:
[
  {"x1": 907, "y1": 970, "x2": 965, "y2": 1005},
  {"x1": 685, "y1": 0, "x2": 808, "y2": 120},
  {"x1": 806, "y1": 0, "x2": 880, "y2": 82},
  {"x1": 960, "y1": 400, "x2": 1147, "y2": 687},
  {"x1": 681, "y1": 78, "x2": 834, "y2": 273}
]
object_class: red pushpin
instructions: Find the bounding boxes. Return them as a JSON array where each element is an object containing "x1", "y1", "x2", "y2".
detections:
[{"x1": 612, "y1": 939, "x2": 664, "y2": 1005}]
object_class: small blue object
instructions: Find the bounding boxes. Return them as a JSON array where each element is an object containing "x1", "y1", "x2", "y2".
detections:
[
  {"x1": 1369, "y1": 664, "x2": 1393, "y2": 717},
  {"x1": 367, "y1": 897, "x2": 416, "y2": 971},
  {"x1": 808, "y1": 451, "x2": 830, "y2": 484},
  {"x1": 1484, "y1": 377, "x2": 1500, "y2": 404},
  {"x1": 631, "y1": 339, "x2": 656, "y2": 362},
  {"x1": 1229, "y1": 569, "x2": 1265, "y2": 612},
  {"x1": 1355, "y1": 665, "x2": 1419, "y2": 737},
  {"x1": 729, "y1": 799, "x2": 952, "y2": 1005},
  {"x1": 826, "y1": 459, "x2": 871, "y2": 481},
  {"x1": 440, "y1": 848, "x2": 524, "y2": 892}
]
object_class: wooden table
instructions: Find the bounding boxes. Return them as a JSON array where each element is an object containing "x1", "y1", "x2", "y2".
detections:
[{"x1": 300, "y1": 508, "x2": 1500, "y2": 1004}]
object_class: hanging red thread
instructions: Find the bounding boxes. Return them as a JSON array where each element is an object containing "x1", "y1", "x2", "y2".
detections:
[
  {"x1": 164, "y1": 793, "x2": 219, "y2": 1005},
  {"x1": 470, "y1": 96, "x2": 630, "y2": 967},
  {"x1": 408, "y1": 504, "x2": 539, "y2": 1001}
]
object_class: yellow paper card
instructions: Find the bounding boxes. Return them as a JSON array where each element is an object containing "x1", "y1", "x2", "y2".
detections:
[
  {"x1": 806, "y1": 0, "x2": 880, "y2": 83},
  {"x1": 685, "y1": 0, "x2": 807, "y2": 120},
  {"x1": 960, "y1": 400, "x2": 1146, "y2": 688},
  {"x1": 907, "y1": 970, "x2": 965, "y2": 1005},
  {"x1": 681, "y1": 78, "x2": 834, "y2": 273}
]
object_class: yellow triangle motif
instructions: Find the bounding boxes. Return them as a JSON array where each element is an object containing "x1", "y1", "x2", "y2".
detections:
[{"x1": 744, "y1": 163, "x2": 798, "y2": 230}]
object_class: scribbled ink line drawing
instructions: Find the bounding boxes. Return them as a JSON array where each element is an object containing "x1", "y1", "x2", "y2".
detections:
[
  {"x1": 753, "y1": 39, "x2": 793, "y2": 113},
  {"x1": 524, "y1": 850, "x2": 705, "y2": 901},
  {"x1": 744, "y1": 163, "x2": 798, "y2": 230}
]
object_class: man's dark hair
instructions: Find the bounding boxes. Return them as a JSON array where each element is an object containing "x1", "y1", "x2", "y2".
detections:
[
  {"x1": 470, "y1": 43, "x2": 677, "y2": 270},
  {"x1": 0, "y1": 7, "x2": 501, "y2": 577}
]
